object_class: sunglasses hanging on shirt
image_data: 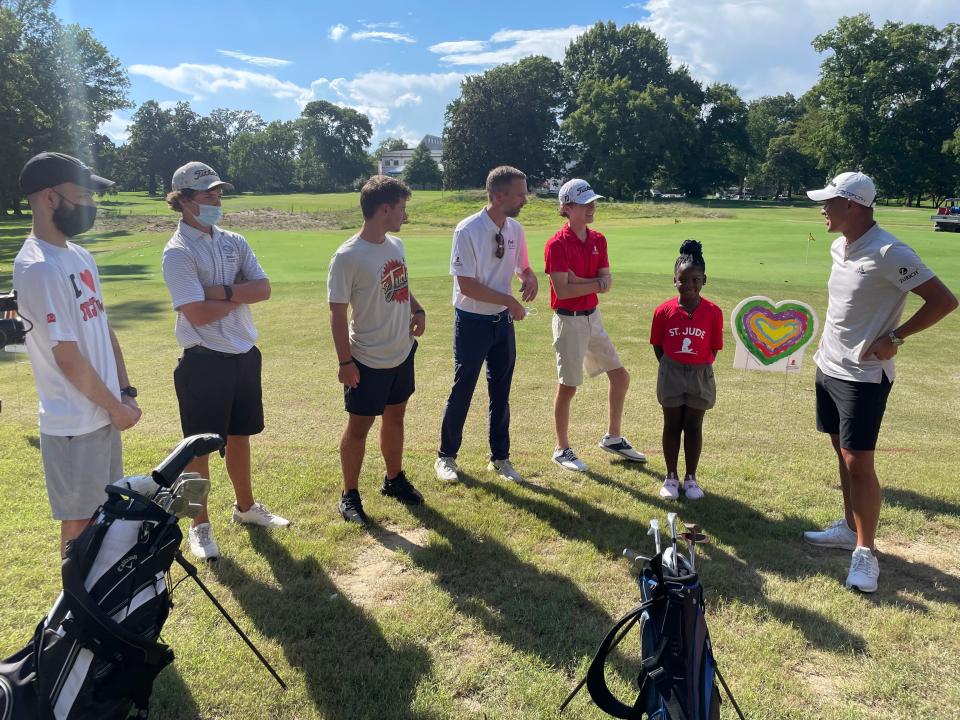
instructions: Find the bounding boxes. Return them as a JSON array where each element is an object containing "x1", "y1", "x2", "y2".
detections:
[{"x1": 494, "y1": 231, "x2": 505, "y2": 259}]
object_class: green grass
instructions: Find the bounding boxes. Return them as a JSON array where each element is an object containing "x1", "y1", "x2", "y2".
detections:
[{"x1": 0, "y1": 195, "x2": 958, "y2": 719}]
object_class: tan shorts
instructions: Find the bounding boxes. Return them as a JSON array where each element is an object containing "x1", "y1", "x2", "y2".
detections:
[
  {"x1": 40, "y1": 424, "x2": 123, "y2": 520},
  {"x1": 552, "y1": 308, "x2": 622, "y2": 387},
  {"x1": 657, "y1": 355, "x2": 717, "y2": 410}
]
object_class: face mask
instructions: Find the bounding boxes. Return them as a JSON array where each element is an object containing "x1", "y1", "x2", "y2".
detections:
[
  {"x1": 193, "y1": 203, "x2": 222, "y2": 227},
  {"x1": 52, "y1": 194, "x2": 97, "y2": 237}
]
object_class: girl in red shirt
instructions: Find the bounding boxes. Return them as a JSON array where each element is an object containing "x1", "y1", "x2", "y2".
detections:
[{"x1": 649, "y1": 240, "x2": 723, "y2": 500}]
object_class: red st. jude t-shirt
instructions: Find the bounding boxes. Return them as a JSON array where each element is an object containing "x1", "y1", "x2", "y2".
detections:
[
  {"x1": 543, "y1": 224, "x2": 610, "y2": 311},
  {"x1": 649, "y1": 297, "x2": 724, "y2": 364}
]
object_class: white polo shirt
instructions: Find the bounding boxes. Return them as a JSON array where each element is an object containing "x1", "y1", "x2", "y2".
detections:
[
  {"x1": 162, "y1": 221, "x2": 268, "y2": 354},
  {"x1": 449, "y1": 209, "x2": 530, "y2": 314},
  {"x1": 814, "y1": 223, "x2": 934, "y2": 383}
]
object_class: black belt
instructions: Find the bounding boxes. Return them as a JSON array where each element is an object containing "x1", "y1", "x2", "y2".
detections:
[
  {"x1": 184, "y1": 345, "x2": 242, "y2": 358},
  {"x1": 456, "y1": 308, "x2": 510, "y2": 322},
  {"x1": 556, "y1": 308, "x2": 596, "y2": 317}
]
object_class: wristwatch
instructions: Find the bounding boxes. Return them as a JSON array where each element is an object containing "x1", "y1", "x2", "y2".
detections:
[
  {"x1": 120, "y1": 386, "x2": 138, "y2": 398},
  {"x1": 887, "y1": 331, "x2": 904, "y2": 346},
  {"x1": 223, "y1": 284, "x2": 234, "y2": 301}
]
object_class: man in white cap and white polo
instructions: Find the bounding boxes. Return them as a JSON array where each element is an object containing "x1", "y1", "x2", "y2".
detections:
[
  {"x1": 162, "y1": 161, "x2": 290, "y2": 561},
  {"x1": 544, "y1": 178, "x2": 646, "y2": 473},
  {"x1": 803, "y1": 170, "x2": 956, "y2": 592}
]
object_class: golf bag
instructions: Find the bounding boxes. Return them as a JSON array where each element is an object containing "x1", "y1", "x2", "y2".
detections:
[
  {"x1": 565, "y1": 551, "x2": 744, "y2": 720},
  {"x1": 0, "y1": 434, "x2": 224, "y2": 720}
]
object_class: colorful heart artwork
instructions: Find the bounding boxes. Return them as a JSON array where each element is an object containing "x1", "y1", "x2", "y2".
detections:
[
  {"x1": 734, "y1": 298, "x2": 815, "y2": 366},
  {"x1": 79, "y1": 268, "x2": 96, "y2": 294}
]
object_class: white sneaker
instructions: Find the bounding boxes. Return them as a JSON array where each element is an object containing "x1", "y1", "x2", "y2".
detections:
[
  {"x1": 845, "y1": 546, "x2": 879, "y2": 593},
  {"x1": 803, "y1": 518, "x2": 857, "y2": 550},
  {"x1": 188, "y1": 522, "x2": 220, "y2": 561},
  {"x1": 434, "y1": 456, "x2": 459, "y2": 482},
  {"x1": 682, "y1": 475, "x2": 704, "y2": 500},
  {"x1": 598, "y1": 435, "x2": 647, "y2": 462},
  {"x1": 232, "y1": 501, "x2": 291, "y2": 528},
  {"x1": 659, "y1": 474, "x2": 680, "y2": 500},
  {"x1": 489, "y1": 458, "x2": 524, "y2": 483},
  {"x1": 553, "y1": 447, "x2": 588, "y2": 472}
]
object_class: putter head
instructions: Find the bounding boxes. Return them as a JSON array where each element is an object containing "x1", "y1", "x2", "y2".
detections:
[{"x1": 680, "y1": 532, "x2": 709, "y2": 544}]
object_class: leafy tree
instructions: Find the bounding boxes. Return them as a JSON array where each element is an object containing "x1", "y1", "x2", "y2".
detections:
[
  {"x1": 374, "y1": 137, "x2": 408, "y2": 160},
  {"x1": 402, "y1": 141, "x2": 442, "y2": 188},
  {"x1": 442, "y1": 56, "x2": 566, "y2": 188},
  {"x1": 207, "y1": 108, "x2": 265, "y2": 177},
  {"x1": 229, "y1": 121, "x2": 297, "y2": 193},
  {"x1": 296, "y1": 100, "x2": 373, "y2": 191}
]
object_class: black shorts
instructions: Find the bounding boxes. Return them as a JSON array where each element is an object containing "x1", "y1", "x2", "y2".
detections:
[
  {"x1": 174, "y1": 346, "x2": 265, "y2": 438},
  {"x1": 344, "y1": 342, "x2": 417, "y2": 416},
  {"x1": 815, "y1": 367, "x2": 892, "y2": 451}
]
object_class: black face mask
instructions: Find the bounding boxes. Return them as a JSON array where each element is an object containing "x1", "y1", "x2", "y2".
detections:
[{"x1": 52, "y1": 193, "x2": 97, "y2": 237}]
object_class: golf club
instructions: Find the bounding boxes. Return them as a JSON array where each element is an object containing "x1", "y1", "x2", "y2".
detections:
[
  {"x1": 667, "y1": 512, "x2": 679, "y2": 574},
  {"x1": 683, "y1": 522, "x2": 700, "y2": 572},
  {"x1": 648, "y1": 518, "x2": 661, "y2": 555}
]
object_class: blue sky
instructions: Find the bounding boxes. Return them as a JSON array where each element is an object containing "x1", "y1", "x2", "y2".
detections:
[{"x1": 55, "y1": 0, "x2": 957, "y2": 148}]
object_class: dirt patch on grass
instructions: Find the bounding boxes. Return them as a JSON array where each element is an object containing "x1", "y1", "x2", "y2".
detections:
[
  {"x1": 93, "y1": 207, "x2": 361, "y2": 234},
  {"x1": 332, "y1": 526, "x2": 428, "y2": 608}
]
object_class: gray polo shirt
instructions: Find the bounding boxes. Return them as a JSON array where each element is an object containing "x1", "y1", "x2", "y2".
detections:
[
  {"x1": 814, "y1": 223, "x2": 933, "y2": 383},
  {"x1": 161, "y1": 221, "x2": 268, "y2": 354}
]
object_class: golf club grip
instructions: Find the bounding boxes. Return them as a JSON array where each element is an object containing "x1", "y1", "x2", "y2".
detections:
[{"x1": 151, "y1": 434, "x2": 225, "y2": 487}]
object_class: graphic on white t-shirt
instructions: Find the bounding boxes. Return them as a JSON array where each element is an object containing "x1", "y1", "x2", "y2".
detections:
[{"x1": 381, "y1": 258, "x2": 409, "y2": 303}]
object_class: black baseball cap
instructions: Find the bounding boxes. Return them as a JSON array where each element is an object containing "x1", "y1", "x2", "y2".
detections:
[{"x1": 19, "y1": 152, "x2": 114, "y2": 196}]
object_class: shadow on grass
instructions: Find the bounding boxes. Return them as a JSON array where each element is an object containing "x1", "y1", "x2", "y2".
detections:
[
  {"x1": 884, "y1": 487, "x2": 960, "y2": 520},
  {"x1": 459, "y1": 472, "x2": 869, "y2": 654},
  {"x1": 211, "y1": 530, "x2": 436, "y2": 720},
  {"x1": 407, "y1": 491, "x2": 619, "y2": 670},
  {"x1": 150, "y1": 667, "x2": 202, "y2": 719},
  {"x1": 99, "y1": 263, "x2": 153, "y2": 283},
  {"x1": 107, "y1": 299, "x2": 167, "y2": 331}
]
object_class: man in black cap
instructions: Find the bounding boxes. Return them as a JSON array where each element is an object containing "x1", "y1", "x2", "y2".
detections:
[{"x1": 13, "y1": 152, "x2": 141, "y2": 556}]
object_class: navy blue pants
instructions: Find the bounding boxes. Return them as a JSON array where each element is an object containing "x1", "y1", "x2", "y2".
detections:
[{"x1": 439, "y1": 309, "x2": 516, "y2": 461}]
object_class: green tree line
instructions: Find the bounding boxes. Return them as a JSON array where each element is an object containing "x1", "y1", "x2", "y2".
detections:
[{"x1": 2, "y1": 4, "x2": 958, "y2": 208}]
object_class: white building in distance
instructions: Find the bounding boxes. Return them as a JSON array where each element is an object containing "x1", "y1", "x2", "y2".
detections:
[{"x1": 378, "y1": 134, "x2": 443, "y2": 177}]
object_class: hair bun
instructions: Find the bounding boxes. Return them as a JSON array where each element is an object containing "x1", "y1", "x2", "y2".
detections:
[{"x1": 679, "y1": 239, "x2": 703, "y2": 257}]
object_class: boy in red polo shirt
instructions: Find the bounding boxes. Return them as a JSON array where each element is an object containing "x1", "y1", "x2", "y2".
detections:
[
  {"x1": 649, "y1": 239, "x2": 723, "y2": 500},
  {"x1": 544, "y1": 179, "x2": 646, "y2": 472}
]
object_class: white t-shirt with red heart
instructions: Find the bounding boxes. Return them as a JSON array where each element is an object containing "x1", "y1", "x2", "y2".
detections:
[{"x1": 13, "y1": 236, "x2": 119, "y2": 435}]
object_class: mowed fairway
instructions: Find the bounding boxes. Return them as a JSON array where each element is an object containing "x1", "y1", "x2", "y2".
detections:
[{"x1": 1, "y1": 193, "x2": 958, "y2": 719}]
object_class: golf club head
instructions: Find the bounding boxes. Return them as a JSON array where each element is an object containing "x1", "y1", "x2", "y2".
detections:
[
  {"x1": 166, "y1": 473, "x2": 210, "y2": 519},
  {"x1": 623, "y1": 547, "x2": 651, "y2": 577},
  {"x1": 667, "y1": 512, "x2": 678, "y2": 537},
  {"x1": 648, "y1": 519, "x2": 662, "y2": 554}
]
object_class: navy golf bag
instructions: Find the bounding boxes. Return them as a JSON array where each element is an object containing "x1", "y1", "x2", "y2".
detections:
[
  {"x1": 0, "y1": 434, "x2": 224, "y2": 720},
  {"x1": 565, "y1": 549, "x2": 745, "y2": 720}
]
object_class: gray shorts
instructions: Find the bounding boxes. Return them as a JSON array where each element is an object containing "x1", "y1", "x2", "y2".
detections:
[
  {"x1": 656, "y1": 355, "x2": 717, "y2": 410},
  {"x1": 40, "y1": 424, "x2": 123, "y2": 520}
]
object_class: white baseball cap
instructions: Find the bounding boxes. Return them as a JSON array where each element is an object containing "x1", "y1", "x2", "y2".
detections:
[
  {"x1": 806, "y1": 171, "x2": 875, "y2": 207},
  {"x1": 171, "y1": 161, "x2": 234, "y2": 192},
  {"x1": 559, "y1": 179, "x2": 604, "y2": 205}
]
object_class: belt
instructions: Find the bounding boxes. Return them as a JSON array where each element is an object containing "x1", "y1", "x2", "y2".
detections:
[
  {"x1": 556, "y1": 308, "x2": 596, "y2": 317},
  {"x1": 184, "y1": 345, "x2": 243, "y2": 358},
  {"x1": 456, "y1": 308, "x2": 511, "y2": 322}
]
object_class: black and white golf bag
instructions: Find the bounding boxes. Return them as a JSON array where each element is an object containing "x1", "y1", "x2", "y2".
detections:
[{"x1": 0, "y1": 434, "x2": 224, "y2": 720}]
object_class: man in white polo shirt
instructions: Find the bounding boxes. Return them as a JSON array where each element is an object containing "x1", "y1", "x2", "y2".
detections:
[
  {"x1": 14, "y1": 152, "x2": 141, "y2": 556},
  {"x1": 434, "y1": 166, "x2": 538, "y2": 484},
  {"x1": 162, "y1": 161, "x2": 289, "y2": 562},
  {"x1": 803, "y1": 171, "x2": 957, "y2": 593}
]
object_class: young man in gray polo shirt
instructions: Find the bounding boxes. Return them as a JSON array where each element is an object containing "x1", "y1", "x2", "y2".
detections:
[
  {"x1": 162, "y1": 161, "x2": 290, "y2": 561},
  {"x1": 803, "y1": 171, "x2": 957, "y2": 592}
]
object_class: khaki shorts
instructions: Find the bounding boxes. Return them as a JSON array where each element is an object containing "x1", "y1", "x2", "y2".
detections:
[
  {"x1": 40, "y1": 424, "x2": 123, "y2": 520},
  {"x1": 552, "y1": 308, "x2": 622, "y2": 387},
  {"x1": 657, "y1": 355, "x2": 717, "y2": 410}
]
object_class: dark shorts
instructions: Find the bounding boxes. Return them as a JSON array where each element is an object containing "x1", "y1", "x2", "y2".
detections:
[
  {"x1": 344, "y1": 342, "x2": 417, "y2": 416},
  {"x1": 657, "y1": 355, "x2": 716, "y2": 410},
  {"x1": 174, "y1": 346, "x2": 265, "y2": 438},
  {"x1": 815, "y1": 367, "x2": 892, "y2": 451}
]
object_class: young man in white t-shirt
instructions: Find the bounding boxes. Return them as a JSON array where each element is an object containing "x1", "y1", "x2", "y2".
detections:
[
  {"x1": 803, "y1": 171, "x2": 957, "y2": 593},
  {"x1": 434, "y1": 166, "x2": 538, "y2": 484},
  {"x1": 328, "y1": 176, "x2": 426, "y2": 526},
  {"x1": 13, "y1": 152, "x2": 141, "y2": 555}
]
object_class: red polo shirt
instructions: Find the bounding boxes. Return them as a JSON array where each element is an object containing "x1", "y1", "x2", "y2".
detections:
[
  {"x1": 650, "y1": 297, "x2": 724, "y2": 364},
  {"x1": 544, "y1": 224, "x2": 610, "y2": 311}
]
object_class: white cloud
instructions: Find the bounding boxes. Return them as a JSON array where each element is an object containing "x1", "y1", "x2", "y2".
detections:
[
  {"x1": 380, "y1": 125, "x2": 424, "y2": 146},
  {"x1": 328, "y1": 24, "x2": 348, "y2": 41},
  {"x1": 430, "y1": 25, "x2": 587, "y2": 66},
  {"x1": 129, "y1": 63, "x2": 311, "y2": 104},
  {"x1": 394, "y1": 93, "x2": 422, "y2": 107},
  {"x1": 217, "y1": 49, "x2": 292, "y2": 68},
  {"x1": 98, "y1": 111, "x2": 132, "y2": 143},
  {"x1": 632, "y1": 0, "x2": 960, "y2": 99},
  {"x1": 360, "y1": 21, "x2": 403, "y2": 30},
  {"x1": 351, "y1": 30, "x2": 415, "y2": 43}
]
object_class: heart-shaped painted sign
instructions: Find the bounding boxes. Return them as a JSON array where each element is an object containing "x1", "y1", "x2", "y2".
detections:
[
  {"x1": 734, "y1": 299, "x2": 815, "y2": 365},
  {"x1": 79, "y1": 268, "x2": 96, "y2": 294}
]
